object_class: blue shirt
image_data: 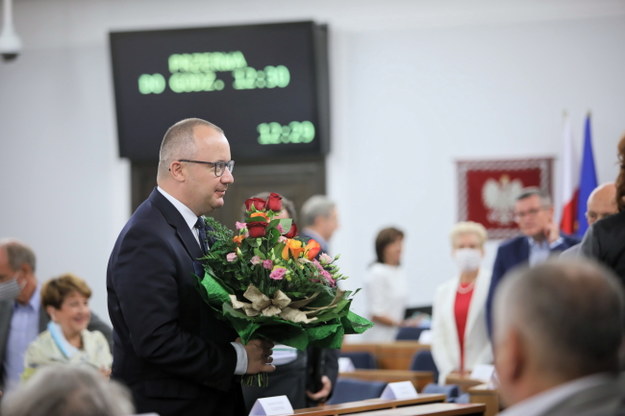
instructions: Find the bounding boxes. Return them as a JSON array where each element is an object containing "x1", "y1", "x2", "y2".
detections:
[
  {"x1": 3, "y1": 288, "x2": 40, "y2": 391},
  {"x1": 528, "y1": 237, "x2": 563, "y2": 266}
]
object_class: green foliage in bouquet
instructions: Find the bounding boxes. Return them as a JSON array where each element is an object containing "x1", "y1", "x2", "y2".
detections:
[{"x1": 196, "y1": 193, "x2": 372, "y2": 351}]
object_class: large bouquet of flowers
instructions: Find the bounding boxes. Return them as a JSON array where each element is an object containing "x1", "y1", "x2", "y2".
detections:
[{"x1": 196, "y1": 193, "x2": 371, "y2": 362}]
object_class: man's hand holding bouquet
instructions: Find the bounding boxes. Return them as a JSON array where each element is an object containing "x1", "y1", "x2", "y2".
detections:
[{"x1": 196, "y1": 193, "x2": 371, "y2": 385}]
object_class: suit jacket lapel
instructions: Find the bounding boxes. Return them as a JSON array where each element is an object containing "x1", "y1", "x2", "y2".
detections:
[
  {"x1": 0, "y1": 300, "x2": 13, "y2": 382},
  {"x1": 38, "y1": 305, "x2": 50, "y2": 332},
  {"x1": 149, "y1": 189, "x2": 204, "y2": 261},
  {"x1": 519, "y1": 237, "x2": 530, "y2": 262}
]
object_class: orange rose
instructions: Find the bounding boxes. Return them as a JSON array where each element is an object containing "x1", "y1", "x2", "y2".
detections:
[
  {"x1": 282, "y1": 239, "x2": 304, "y2": 260},
  {"x1": 232, "y1": 235, "x2": 245, "y2": 245},
  {"x1": 304, "y1": 239, "x2": 321, "y2": 260},
  {"x1": 250, "y1": 212, "x2": 269, "y2": 222}
]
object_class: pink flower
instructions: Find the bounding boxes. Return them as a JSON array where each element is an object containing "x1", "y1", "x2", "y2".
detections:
[
  {"x1": 319, "y1": 253, "x2": 333, "y2": 265},
  {"x1": 226, "y1": 252, "x2": 237, "y2": 262},
  {"x1": 322, "y1": 270, "x2": 336, "y2": 287},
  {"x1": 250, "y1": 256, "x2": 262, "y2": 265},
  {"x1": 262, "y1": 260, "x2": 273, "y2": 270},
  {"x1": 270, "y1": 267, "x2": 287, "y2": 280},
  {"x1": 276, "y1": 224, "x2": 285, "y2": 233},
  {"x1": 278, "y1": 236, "x2": 287, "y2": 243},
  {"x1": 235, "y1": 221, "x2": 247, "y2": 231}
]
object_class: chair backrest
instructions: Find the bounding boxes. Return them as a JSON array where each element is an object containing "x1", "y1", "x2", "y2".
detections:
[
  {"x1": 395, "y1": 327, "x2": 425, "y2": 341},
  {"x1": 422, "y1": 382, "x2": 459, "y2": 401},
  {"x1": 409, "y1": 350, "x2": 439, "y2": 382},
  {"x1": 327, "y1": 378, "x2": 388, "y2": 405},
  {"x1": 339, "y1": 351, "x2": 377, "y2": 369}
]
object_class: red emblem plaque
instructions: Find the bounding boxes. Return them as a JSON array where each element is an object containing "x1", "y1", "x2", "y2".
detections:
[{"x1": 456, "y1": 158, "x2": 553, "y2": 239}]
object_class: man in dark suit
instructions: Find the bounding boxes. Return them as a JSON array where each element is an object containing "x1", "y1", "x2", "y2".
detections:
[
  {"x1": 492, "y1": 259, "x2": 625, "y2": 416},
  {"x1": 299, "y1": 195, "x2": 340, "y2": 406},
  {"x1": 0, "y1": 239, "x2": 112, "y2": 395},
  {"x1": 107, "y1": 118, "x2": 274, "y2": 416},
  {"x1": 485, "y1": 188, "x2": 578, "y2": 335}
]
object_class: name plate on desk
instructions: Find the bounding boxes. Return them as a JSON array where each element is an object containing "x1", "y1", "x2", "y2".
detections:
[
  {"x1": 470, "y1": 364, "x2": 495, "y2": 383},
  {"x1": 380, "y1": 381, "x2": 418, "y2": 400},
  {"x1": 249, "y1": 395, "x2": 293, "y2": 416}
]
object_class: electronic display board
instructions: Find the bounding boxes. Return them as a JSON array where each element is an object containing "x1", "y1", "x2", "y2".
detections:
[{"x1": 110, "y1": 21, "x2": 330, "y2": 162}]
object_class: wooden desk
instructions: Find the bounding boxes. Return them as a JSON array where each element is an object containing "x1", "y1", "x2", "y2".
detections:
[
  {"x1": 444, "y1": 373, "x2": 483, "y2": 393},
  {"x1": 293, "y1": 394, "x2": 446, "y2": 416},
  {"x1": 339, "y1": 370, "x2": 434, "y2": 392},
  {"x1": 468, "y1": 384, "x2": 499, "y2": 416},
  {"x1": 342, "y1": 342, "x2": 430, "y2": 370},
  {"x1": 343, "y1": 403, "x2": 486, "y2": 415}
]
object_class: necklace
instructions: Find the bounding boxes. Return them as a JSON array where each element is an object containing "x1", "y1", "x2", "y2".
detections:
[{"x1": 457, "y1": 280, "x2": 475, "y2": 294}]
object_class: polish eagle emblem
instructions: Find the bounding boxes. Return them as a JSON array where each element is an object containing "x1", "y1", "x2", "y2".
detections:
[{"x1": 482, "y1": 175, "x2": 524, "y2": 225}]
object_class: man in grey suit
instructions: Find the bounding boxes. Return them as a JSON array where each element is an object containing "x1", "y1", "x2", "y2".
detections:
[
  {"x1": 0, "y1": 239, "x2": 112, "y2": 395},
  {"x1": 493, "y1": 259, "x2": 625, "y2": 416}
]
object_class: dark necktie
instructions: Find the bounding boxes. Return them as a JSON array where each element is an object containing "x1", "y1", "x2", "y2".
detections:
[{"x1": 195, "y1": 217, "x2": 209, "y2": 255}]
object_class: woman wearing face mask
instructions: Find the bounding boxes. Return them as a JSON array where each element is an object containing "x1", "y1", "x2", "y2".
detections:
[
  {"x1": 431, "y1": 222, "x2": 492, "y2": 384},
  {"x1": 21, "y1": 273, "x2": 112, "y2": 382}
]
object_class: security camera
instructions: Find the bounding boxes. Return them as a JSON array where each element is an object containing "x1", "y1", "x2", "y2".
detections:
[
  {"x1": 0, "y1": 30, "x2": 21, "y2": 61},
  {"x1": 0, "y1": 0, "x2": 21, "y2": 62}
]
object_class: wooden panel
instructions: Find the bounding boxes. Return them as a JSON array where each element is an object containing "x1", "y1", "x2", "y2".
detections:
[
  {"x1": 468, "y1": 384, "x2": 499, "y2": 416},
  {"x1": 349, "y1": 402, "x2": 485, "y2": 415},
  {"x1": 294, "y1": 394, "x2": 446, "y2": 416},
  {"x1": 339, "y1": 370, "x2": 433, "y2": 393},
  {"x1": 342, "y1": 342, "x2": 430, "y2": 370},
  {"x1": 444, "y1": 373, "x2": 483, "y2": 393}
]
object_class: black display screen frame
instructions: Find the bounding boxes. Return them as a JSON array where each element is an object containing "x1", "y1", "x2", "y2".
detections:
[{"x1": 109, "y1": 21, "x2": 330, "y2": 162}]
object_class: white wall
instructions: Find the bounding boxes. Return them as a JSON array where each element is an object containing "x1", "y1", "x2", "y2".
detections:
[{"x1": 1, "y1": 0, "x2": 624, "y2": 322}]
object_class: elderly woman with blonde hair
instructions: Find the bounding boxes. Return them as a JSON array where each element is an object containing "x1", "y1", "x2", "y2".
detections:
[
  {"x1": 21, "y1": 273, "x2": 112, "y2": 381},
  {"x1": 431, "y1": 222, "x2": 492, "y2": 384}
]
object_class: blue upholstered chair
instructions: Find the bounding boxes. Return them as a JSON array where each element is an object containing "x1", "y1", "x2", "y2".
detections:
[
  {"x1": 339, "y1": 351, "x2": 377, "y2": 369},
  {"x1": 409, "y1": 350, "x2": 439, "y2": 383},
  {"x1": 327, "y1": 378, "x2": 388, "y2": 405},
  {"x1": 395, "y1": 326, "x2": 425, "y2": 340},
  {"x1": 422, "y1": 382, "x2": 460, "y2": 402}
]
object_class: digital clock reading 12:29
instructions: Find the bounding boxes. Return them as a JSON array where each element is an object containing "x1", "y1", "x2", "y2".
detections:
[{"x1": 110, "y1": 21, "x2": 330, "y2": 162}]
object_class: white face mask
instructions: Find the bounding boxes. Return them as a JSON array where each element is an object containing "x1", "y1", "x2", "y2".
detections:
[
  {"x1": 0, "y1": 277, "x2": 23, "y2": 301},
  {"x1": 453, "y1": 248, "x2": 482, "y2": 272}
]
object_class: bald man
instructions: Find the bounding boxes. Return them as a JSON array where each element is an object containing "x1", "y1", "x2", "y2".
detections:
[
  {"x1": 561, "y1": 182, "x2": 617, "y2": 257},
  {"x1": 493, "y1": 259, "x2": 625, "y2": 416},
  {"x1": 107, "y1": 118, "x2": 274, "y2": 416}
]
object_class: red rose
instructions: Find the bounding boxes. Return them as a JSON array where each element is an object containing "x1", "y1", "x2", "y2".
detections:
[
  {"x1": 245, "y1": 198, "x2": 266, "y2": 211},
  {"x1": 266, "y1": 193, "x2": 283, "y2": 212},
  {"x1": 284, "y1": 222, "x2": 298, "y2": 238},
  {"x1": 247, "y1": 221, "x2": 268, "y2": 238}
]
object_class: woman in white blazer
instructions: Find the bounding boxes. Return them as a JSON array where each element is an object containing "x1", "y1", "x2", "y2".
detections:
[{"x1": 431, "y1": 222, "x2": 492, "y2": 384}]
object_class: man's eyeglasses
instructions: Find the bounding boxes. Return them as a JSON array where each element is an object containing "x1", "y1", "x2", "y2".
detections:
[{"x1": 178, "y1": 159, "x2": 235, "y2": 177}]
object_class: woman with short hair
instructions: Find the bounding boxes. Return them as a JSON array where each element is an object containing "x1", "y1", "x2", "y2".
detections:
[
  {"x1": 21, "y1": 273, "x2": 112, "y2": 381},
  {"x1": 431, "y1": 221, "x2": 492, "y2": 384}
]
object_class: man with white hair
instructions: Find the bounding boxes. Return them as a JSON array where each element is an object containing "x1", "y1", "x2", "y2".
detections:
[
  {"x1": 300, "y1": 195, "x2": 339, "y2": 255},
  {"x1": 299, "y1": 195, "x2": 340, "y2": 405},
  {"x1": 493, "y1": 259, "x2": 625, "y2": 416}
]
